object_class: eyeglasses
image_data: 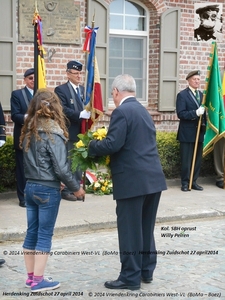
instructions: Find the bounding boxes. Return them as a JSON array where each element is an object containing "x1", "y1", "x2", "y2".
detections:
[
  {"x1": 67, "y1": 71, "x2": 81, "y2": 76},
  {"x1": 28, "y1": 76, "x2": 34, "y2": 80}
]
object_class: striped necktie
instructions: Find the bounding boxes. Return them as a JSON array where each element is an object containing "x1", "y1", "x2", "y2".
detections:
[
  {"x1": 76, "y1": 87, "x2": 82, "y2": 104},
  {"x1": 195, "y1": 90, "x2": 200, "y2": 104}
]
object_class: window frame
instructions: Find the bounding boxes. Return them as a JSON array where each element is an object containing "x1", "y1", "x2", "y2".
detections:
[{"x1": 108, "y1": 0, "x2": 149, "y2": 107}]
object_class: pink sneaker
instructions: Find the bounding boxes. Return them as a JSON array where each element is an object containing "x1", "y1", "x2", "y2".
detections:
[{"x1": 25, "y1": 276, "x2": 53, "y2": 288}]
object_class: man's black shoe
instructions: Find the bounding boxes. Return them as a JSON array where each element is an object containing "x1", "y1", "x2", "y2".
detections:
[
  {"x1": 0, "y1": 259, "x2": 5, "y2": 266},
  {"x1": 19, "y1": 201, "x2": 26, "y2": 207},
  {"x1": 191, "y1": 183, "x2": 203, "y2": 191},
  {"x1": 216, "y1": 181, "x2": 224, "y2": 189},
  {"x1": 181, "y1": 185, "x2": 189, "y2": 192},
  {"x1": 141, "y1": 277, "x2": 153, "y2": 283},
  {"x1": 104, "y1": 280, "x2": 140, "y2": 290}
]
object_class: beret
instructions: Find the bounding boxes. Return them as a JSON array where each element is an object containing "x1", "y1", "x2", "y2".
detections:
[
  {"x1": 67, "y1": 61, "x2": 83, "y2": 71},
  {"x1": 186, "y1": 70, "x2": 200, "y2": 80},
  {"x1": 24, "y1": 68, "x2": 34, "y2": 78},
  {"x1": 196, "y1": 5, "x2": 219, "y2": 15}
]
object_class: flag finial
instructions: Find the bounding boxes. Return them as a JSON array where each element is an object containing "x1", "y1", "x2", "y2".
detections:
[
  {"x1": 35, "y1": 0, "x2": 38, "y2": 14},
  {"x1": 92, "y1": 10, "x2": 95, "y2": 29}
]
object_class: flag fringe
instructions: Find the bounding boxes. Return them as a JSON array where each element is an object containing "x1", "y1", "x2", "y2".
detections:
[
  {"x1": 202, "y1": 42, "x2": 225, "y2": 156},
  {"x1": 203, "y1": 134, "x2": 225, "y2": 157}
]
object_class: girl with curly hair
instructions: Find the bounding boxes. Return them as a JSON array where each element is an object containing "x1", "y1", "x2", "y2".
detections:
[{"x1": 20, "y1": 88, "x2": 85, "y2": 292}]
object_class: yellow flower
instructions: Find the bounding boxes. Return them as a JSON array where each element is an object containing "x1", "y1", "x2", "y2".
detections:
[
  {"x1": 93, "y1": 128, "x2": 107, "y2": 140},
  {"x1": 101, "y1": 186, "x2": 106, "y2": 192},
  {"x1": 104, "y1": 181, "x2": 108, "y2": 186},
  {"x1": 105, "y1": 155, "x2": 110, "y2": 165},
  {"x1": 76, "y1": 140, "x2": 85, "y2": 148}
]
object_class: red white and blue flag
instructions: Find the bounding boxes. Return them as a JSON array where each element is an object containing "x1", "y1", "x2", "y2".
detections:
[{"x1": 81, "y1": 26, "x2": 103, "y2": 133}]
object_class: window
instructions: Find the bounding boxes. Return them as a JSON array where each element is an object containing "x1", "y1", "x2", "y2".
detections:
[{"x1": 109, "y1": 0, "x2": 148, "y2": 105}]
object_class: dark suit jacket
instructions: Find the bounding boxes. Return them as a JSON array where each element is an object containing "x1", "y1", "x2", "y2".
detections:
[
  {"x1": 0, "y1": 101, "x2": 6, "y2": 142},
  {"x1": 10, "y1": 87, "x2": 33, "y2": 149},
  {"x1": 89, "y1": 97, "x2": 167, "y2": 200},
  {"x1": 55, "y1": 82, "x2": 84, "y2": 141},
  {"x1": 176, "y1": 87, "x2": 206, "y2": 143}
]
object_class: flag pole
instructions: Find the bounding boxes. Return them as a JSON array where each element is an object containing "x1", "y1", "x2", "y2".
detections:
[
  {"x1": 189, "y1": 42, "x2": 216, "y2": 190},
  {"x1": 188, "y1": 106, "x2": 204, "y2": 190},
  {"x1": 33, "y1": 1, "x2": 38, "y2": 95},
  {"x1": 85, "y1": 11, "x2": 95, "y2": 132},
  {"x1": 82, "y1": 13, "x2": 96, "y2": 200}
]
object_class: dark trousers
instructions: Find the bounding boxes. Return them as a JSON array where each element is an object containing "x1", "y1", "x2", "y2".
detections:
[
  {"x1": 61, "y1": 140, "x2": 82, "y2": 195},
  {"x1": 15, "y1": 149, "x2": 26, "y2": 203},
  {"x1": 213, "y1": 137, "x2": 225, "y2": 181},
  {"x1": 180, "y1": 142, "x2": 203, "y2": 186},
  {"x1": 116, "y1": 192, "x2": 161, "y2": 286}
]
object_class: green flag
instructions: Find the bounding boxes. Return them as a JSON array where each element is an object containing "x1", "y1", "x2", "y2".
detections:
[{"x1": 203, "y1": 42, "x2": 225, "y2": 157}]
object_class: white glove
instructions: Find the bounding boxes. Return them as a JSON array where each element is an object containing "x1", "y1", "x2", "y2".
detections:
[
  {"x1": 196, "y1": 106, "x2": 205, "y2": 116},
  {"x1": 0, "y1": 140, "x2": 6, "y2": 147},
  {"x1": 79, "y1": 110, "x2": 91, "y2": 119}
]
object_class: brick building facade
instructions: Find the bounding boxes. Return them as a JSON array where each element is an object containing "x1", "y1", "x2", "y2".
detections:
[{"x1": 1, "y1": 0, "x2": 225, "y2": 136}]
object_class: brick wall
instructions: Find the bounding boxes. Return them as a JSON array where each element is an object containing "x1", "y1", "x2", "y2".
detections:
[{"x1": 3, "y1": 0, "x2": 225, "y2": 135}]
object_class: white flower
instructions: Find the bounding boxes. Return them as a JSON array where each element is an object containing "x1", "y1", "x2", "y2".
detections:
[{"x1": 94, "y1": 182, "x2": 101, "y2": 188}]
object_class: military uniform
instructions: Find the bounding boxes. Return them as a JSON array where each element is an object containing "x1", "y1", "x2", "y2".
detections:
[
  {"x1": 194, "y1": 5, "x2": 222, "y2": 42},
  {"x1": 0, "y1": 101, "x2": 6, "y2": 146}
]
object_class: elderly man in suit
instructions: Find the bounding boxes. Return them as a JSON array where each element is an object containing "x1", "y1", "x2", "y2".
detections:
[
  {"x1": 0, "y1": 102, "x2": 6, "y2": 266},
  {"x1": 55, "y1": 60, "x2": 90, "y2": 201},
  {"x1": 176, "y1": 70, "x2": 206, "y2": 192},
  {"x1": 88, "y1": 74, "x2": 167, "y2": 290},
  {"x1": 11, "y1": 68, "x2": 34, "y2": 207}
]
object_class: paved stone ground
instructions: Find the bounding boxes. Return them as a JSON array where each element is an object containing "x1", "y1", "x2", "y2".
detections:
[
  {"x1": 1, "y1": 177, "x2": 225, "y2": 243},
  {"x1": 0, "y1": 217, "x2": 224, "y2": 300}
]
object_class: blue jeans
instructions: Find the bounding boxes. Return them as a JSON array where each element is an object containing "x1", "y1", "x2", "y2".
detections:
[{"x1": 23, "y1": 182, "x2": 61, "y2": 253}]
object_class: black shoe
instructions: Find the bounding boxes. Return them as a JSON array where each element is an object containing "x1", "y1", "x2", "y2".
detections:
[
  {"x1": 19, "y1": 201, "x2": 26, "y2": 207},
  {"x1": 104, "y1": 280, "x2": 140, "y2": 290},
  {"x1": 61, "y1": 193, "x2": 77, "y2": 201},
  {"x1": 0, "y1": 259, "x2": 5, "y2": 266},
  {"x1": 181, "y1": 185, "x2": 189, "y2": 192},
  {"x1": 141, "y1": 277, "x2": 153, "y2": 283},
  {"x1": 191, "y1": 183, "x2": 203, "y2": 191},
  {"x1": 216, "y1": 181, "x2": 224, "y2": 189}
]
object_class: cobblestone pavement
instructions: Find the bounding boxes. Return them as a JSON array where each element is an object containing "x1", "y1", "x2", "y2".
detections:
[{"x1": 0, "y1": 217, "x2": 224, "y2": 300}]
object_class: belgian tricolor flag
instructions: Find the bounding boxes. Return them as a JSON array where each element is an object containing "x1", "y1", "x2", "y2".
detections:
[{"x1": 32, "y1": 8, "x2": 46, "y2": 94}]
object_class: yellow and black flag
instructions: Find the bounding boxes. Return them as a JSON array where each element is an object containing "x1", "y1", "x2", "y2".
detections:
[{"x1": 32, "y1": 7, "x2": 46, "y2": 94}]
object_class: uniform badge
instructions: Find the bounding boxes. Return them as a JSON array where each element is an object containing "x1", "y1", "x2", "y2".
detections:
[{"x1": 70, "y1": 98, "x2": 74, "y2": 104}]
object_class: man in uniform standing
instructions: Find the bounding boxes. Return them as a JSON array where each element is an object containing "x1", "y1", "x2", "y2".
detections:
[
  {"x1": 11, "y1": 68, "x2": 34, "y2": 207},
  {"x1": 55, "y1": 61, "x2": 90, "y2": 201},
  {"x1": 176, "y1": 70, "x2": 206, "y2": 192}
]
